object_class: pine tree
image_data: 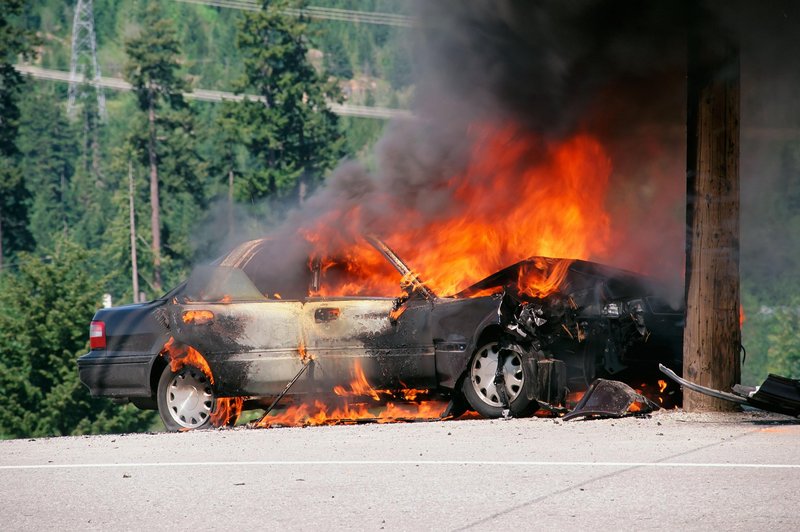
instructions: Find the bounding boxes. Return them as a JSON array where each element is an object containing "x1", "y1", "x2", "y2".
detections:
[
  {"x1": 0, "y1": 0, "x2": 37, "y2": 265},
  {"x1": 16, "y1": 89, "x2": 78, "y2": 251},
  {"x1": 0, "y1": 239, "x2": 156, "y2": 437},
  {"x1": 123, "y1": 1, "x2": 189, "y2": 293},
  {"x1": 235, "y1": 0, "x2": 344, "y2": 203}
]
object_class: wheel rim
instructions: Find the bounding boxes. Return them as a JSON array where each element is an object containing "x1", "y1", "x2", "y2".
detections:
[
  {"x1": 166, "y1": 367, "x2": 214, "y2": 429},
  {"x1": 469, "y1": 342, "x2": 524, "y2": 407}
]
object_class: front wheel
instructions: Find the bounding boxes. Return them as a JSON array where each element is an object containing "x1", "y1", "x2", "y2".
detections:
[
  {"x1": 461, "y1": 341, "x2": 539, "y2": 418},
  {"x1": 157, "y1": 364, "x2": 215, "y2": 431}
]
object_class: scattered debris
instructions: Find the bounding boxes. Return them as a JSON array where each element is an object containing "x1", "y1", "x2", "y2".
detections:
[
  {"x1": 563, "y1": 379, "x2": 659, "y2": 421},
  {"x1": 660, "y1": 364, "x2": 800, "y2": 417}
]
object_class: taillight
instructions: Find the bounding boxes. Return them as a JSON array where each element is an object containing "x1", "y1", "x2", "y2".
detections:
[{"x1": 89, "y1": 321, "x2": 106, "y2": 349}]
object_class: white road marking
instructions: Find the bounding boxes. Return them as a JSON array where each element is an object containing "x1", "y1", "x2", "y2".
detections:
[{"x1": 1, "y1": 460, "x2": 799, "y2": 471}]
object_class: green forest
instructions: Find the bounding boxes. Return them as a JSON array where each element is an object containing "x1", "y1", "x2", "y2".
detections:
[
  {"x1": 0, "y1": 0, "x2": 413, "y2": 438},
  {"x1": 1, "y1": 1, "x2": 798, "y2": 438}
]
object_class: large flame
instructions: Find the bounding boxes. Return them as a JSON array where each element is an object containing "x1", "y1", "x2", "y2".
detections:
[
  {"x1": 255, "y1": 360, "x2": 448, "y2": 428},
  {"x1": 306, "y1": 124, "x2": 612, "y2": 298}
]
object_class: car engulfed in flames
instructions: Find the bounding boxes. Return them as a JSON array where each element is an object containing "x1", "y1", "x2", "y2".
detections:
[
  {"x1": 78, "y1": 235, "x2": 683, "y2": 431},
  {"x1": 77, "y1": 126, "x2": 684, "y2": 430}
]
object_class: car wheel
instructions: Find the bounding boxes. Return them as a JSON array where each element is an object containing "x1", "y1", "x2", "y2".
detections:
[
  {"x1": 157, "y1": 364, "x2": 215, "y2": 431},
  {"x1": 461, "y1": 341, "x2": 539, "y2": 418}
]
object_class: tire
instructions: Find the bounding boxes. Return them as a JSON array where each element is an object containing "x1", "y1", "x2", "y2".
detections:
[
  {"x1": 461, "y1": 341, "x2": 539, "y2": 418},
  {"x1": 157, "y1": 364, "x2": 215, "y2": 431}
]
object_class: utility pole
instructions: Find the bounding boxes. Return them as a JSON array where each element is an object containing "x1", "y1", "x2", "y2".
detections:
[
  {"x1": 68, "y1": 0, "x2": 106, "y2": 119},
  {"x1": 683, "y1": 10, "x2": 741, "y2": 411},
  {"x1": 129, "y1": 161, "x2": 140, "y2": 304}
]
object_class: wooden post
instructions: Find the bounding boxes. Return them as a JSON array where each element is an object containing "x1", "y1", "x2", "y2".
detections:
[
  {"x1": 683, "y1": 19, "x2": 741, "y2": 411},
  {"x1": 129, "y1": 160, "x2": 140, "y2": 305}
]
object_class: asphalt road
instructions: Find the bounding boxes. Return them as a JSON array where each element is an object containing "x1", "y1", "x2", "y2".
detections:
[{"x1": 2, "y1": 411, "x2": 799, "y2": 531}]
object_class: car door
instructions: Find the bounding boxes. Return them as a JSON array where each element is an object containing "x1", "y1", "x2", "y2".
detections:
[
  {"x1": 169, "y1": 265, "x2": 312, "y2": 397},
  {"x1": 302, "y1": 294, "x2": 436, "y2": 391}
]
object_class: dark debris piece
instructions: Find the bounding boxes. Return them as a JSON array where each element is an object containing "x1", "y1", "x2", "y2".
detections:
[{"x1": 563, "y1": 379, "x2": 659, "y2": 421}]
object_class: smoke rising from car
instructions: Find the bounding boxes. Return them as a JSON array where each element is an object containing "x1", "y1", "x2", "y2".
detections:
[{"x1": 196, "y1": 1, "x2": 800, "y2": 309}]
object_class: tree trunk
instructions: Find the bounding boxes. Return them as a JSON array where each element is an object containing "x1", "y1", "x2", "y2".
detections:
[
  {"x1": 60, "y1": 168, "x2": 68, "y2": 235},
  {"x1": 683, "y1": 27, "x2": 741, "y2": 411},
  {"x1": 228, "y1": 167, "x2": 234, "y2": 238},
  {"x1": 129, "y1": 161, "x2": 139, "y2": 304},
  {"x1": 148, "y1": 92, "x2": 162, "y2": 293}
]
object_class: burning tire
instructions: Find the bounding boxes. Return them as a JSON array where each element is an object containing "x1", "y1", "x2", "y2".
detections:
[
  {"x1": 462, "y1": 341, "x2": 538, "y2": 418},
  {"x1": 157, "y1": 364, "x2": 215, "y2": 431}
]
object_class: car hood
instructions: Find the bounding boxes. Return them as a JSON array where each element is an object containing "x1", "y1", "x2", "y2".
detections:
[{"x1": 452, "y1": 257, "x2": 661, "y2": 301}]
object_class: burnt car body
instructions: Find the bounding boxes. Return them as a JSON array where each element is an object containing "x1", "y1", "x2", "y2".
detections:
[{"x1": 78, "y1": 238, "x2": 684, "y2": 429}]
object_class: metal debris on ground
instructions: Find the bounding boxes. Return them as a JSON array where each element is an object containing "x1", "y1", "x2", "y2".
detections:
[
  {"x1": 660, "y1": 364, "x2": 800, "y2": 417},
  {"x1": 562, "y1": 378, "x2": 659, "y2": 421}
]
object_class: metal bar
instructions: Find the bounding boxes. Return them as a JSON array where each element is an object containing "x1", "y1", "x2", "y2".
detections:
[
  {"x1": 659, "y1": 364, "x2": 747, "y2": 405},
  {"x1": 257, "y1": 360, "x2": 313, "y2": 421},
  {"x1": 364, "y1": 235, "x2": 436, "y2": 300}
]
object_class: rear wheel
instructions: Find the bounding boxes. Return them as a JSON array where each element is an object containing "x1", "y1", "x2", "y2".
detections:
[
  {"x1": 461, "y1": 341, "x2": 539, "y2": 418},
  {"x1": 157, "y1": 364, "x2": 215, "y2": 431}
]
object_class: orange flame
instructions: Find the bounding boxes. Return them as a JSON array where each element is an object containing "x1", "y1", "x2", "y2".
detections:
[
  {"x1": 303, "y1": 124, "x2": 612, "y2": 299},
  {"x1": 256, "y1": 360, "x2": 441, "y2": 428},
  {"x1": 211, "y1": 397, "x2": 244, "y2": 427},
  {"x1": 182, "y1": 309, "x2": 214, "y2": 324},
  {"x1": 517, "y1": 258, "x2": 574, "y2": 299},
  {"x1": 298, "y1": 341, "x2": 312, "y2": 363},
  {"x1": 160, "y1": 337, "x2": 214, "y2": 384}
]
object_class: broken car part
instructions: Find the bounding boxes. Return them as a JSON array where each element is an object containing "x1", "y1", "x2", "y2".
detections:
[
  {"x1": 563, "y1": 378, "x2": 659, "y2": 421},
  {"x1": 660, "y1": 364, "x2": 800, "y2": 417}
]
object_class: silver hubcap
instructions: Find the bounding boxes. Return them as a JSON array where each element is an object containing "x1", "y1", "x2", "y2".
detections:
[
  {"x1": 469, "y1": 342, "x2": 524, "y2": 407},
  {"x1": 166, "y1": 367, "x2": 213, "y2": 429}
]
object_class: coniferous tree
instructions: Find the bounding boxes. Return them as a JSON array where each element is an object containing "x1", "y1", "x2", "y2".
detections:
[
  {"x1": 0, "y1": 238, "x2": 156, "y2": 437},
  {"x1": 236, "y1": 0, "x2": 344, "y2": 203},
  {"x1": 17, "y1": 90, "x2": 78, "y2": 251},
  {"x1": 0, "y1": 0, "x2": 37, "y2": 265},
  {"x1": 123, "y1": 1, "x2": 189, "y2": 293}
]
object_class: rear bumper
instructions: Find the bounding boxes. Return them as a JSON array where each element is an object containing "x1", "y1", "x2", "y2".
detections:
[{"x1": 77, "y1": 350, "x2": 155, "y2": 398}]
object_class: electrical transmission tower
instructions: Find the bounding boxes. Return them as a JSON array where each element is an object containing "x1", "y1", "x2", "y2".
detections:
[{"x1": 68, "y1": 0, "x2": 106, "y2": 119}]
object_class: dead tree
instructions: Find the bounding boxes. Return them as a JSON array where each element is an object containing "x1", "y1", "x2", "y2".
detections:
[{"x1": 683, "y1": 16, "x2": 741, "y2": 411}]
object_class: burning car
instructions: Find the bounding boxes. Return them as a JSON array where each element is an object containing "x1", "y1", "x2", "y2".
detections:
[{"x1": 77, "y1": 236, "x2": 683, "y2": 430}]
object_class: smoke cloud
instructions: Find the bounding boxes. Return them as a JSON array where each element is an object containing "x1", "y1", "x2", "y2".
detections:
[{"x1": 202, "y1": 1, "x2": 800, "y2": 309}]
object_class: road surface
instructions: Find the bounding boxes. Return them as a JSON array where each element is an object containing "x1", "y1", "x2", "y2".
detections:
[{"x1": 2, "y1": 411, "x2": 799, "y2": 530}]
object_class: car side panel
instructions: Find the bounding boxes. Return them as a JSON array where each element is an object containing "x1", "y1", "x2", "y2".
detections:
[
  {"x1": 430, "y1": 295, "x2": 503, "y2": 389},
  {"x1": 303, "y1": 297, "x2": 436, "y2": 391},
  {"x1": 171, "y1": 301, "x2": 305, "y2": 396},
  {"x1": 77, "y1": 300, "x2": 169, "y2": 398},
  {"x1": 171, "y1": 298, "x2": 437, "y2": 397}
]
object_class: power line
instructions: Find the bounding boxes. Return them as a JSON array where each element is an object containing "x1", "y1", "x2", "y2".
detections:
[
  {"x1": 15, "y1": 64, "x2": 412, "y2": 120},
  {"x1": 175, "y1": 0, "x2": 415, "y2": 27}
]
